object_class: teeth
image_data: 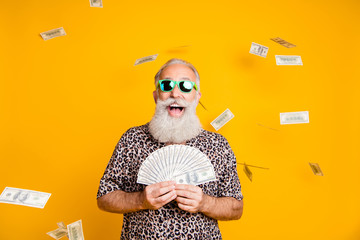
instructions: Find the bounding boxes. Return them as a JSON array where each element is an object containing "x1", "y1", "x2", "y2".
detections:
[{"x1": 170, "y1": 103, "x2": 181, "y2": 107}]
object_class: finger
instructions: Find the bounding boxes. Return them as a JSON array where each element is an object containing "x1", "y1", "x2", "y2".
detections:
[
  {"x1": 146, "y1": 181, "x2": 175, "y2": 196},
  {"x1": 177, "y1": 203, "x2": 196, "y2": 213},
  {"x1": 176, "y1": 189, "x2": 203, "y2": 201},
  {"x1": 153, "y1": 185, "x2": 176, "y2": 197},
  {"x1": 175, "y1": 184, "x2": 198, "y2": 192},
  {"x1": 175, "y1": 196, "x2": 196, "y2": 206},
  {"x1": 144, "y1": 190, "x2": 176, "y2": 210},
  {"x1": 175, "y1": 189, "x2": 193, "y2": 199},
  {"x1": 155, "y1": 181, "x2": 176, "y2": 188},
  {"x1": 174, "y1": 184, "x2": 191, "y2": 190},
  {"x1": 156, "y1": 190, "x2": 177, "y2": 205}
]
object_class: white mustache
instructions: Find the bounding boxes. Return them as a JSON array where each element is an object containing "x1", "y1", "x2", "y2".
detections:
[
  {"x1": 149, "y1": 97, "x2": 202, "y2": 143},
  {"x1": 159, "y1": 97, "x2": 190, "y2": 108}
]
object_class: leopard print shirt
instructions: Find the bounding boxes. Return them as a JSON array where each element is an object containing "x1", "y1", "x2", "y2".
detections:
[{"x1": 97, "y1": 123, "x2": 243, "y2": 239}]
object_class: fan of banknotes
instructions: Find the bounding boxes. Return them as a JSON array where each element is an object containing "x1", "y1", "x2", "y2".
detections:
[{"x1": 137, "y1": 145, "x2": 217, "y2": 185}]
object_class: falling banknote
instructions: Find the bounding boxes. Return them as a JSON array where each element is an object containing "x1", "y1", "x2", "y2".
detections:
[
  {"x1": 67, "y1": 220, "x2": 85, "y2": 240},
  {"x1": 0, "y1": 187, "x2": 51, "y2": 209},
  {"x1": 40, "y1": 27, "x2": 66, "y2": 41},
  {"x1": 47, "y1": 227, "x2": 68, "y2": 240},
  {"x1": 57, "y1": 222, "x2": 66, "y2": 229},
  {"x1": 270, "y1": 37, "x2": 296, "y2": 48},
  {"x1": 90, "y1": 0, "x2": 103, "y2": 7},
  {"x1": 243, "y1": 164, "x2": 253, "y2": 182},
  {"x1": 47, "y1": 221, "x2": 69, "y2": 239},
  {"x1": 275, "y1": 55, "x2": 303, "y2": 65},
  {"x1": 134, "y1": 54, "x2": 158, "y2": 66},
  {"x1": 237, "y1": 162, "x2": 270, "y2": 170},
  {"x1": 199, "y1": 101, "x2": 207, "y2": 111},
  {"x1": 309, "y1": 163, "x2": 324, "y2": 176},
  {"x1": 249, "y1": 42, "x2": 269, "y2": 58},
  {"x1": 211, "y1": 108, "x2": 234, "y2": 131},
  {"x1": 280, "y1": 111, "x2": 309, "y2": 125}
]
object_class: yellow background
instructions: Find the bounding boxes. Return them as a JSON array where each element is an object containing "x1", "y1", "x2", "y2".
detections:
[{"x1": 1, "y1": 0, "x2": 359, "y2": 239}]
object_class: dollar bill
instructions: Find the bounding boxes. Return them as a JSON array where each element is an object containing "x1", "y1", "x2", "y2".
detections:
[
  {"x1": 309, "y1": 163, "x2": 324, "y2": 176},
  {"x1": 243, "y1": 164, "x2": 253, "y2": 182},
  {"x1": 275, "y1": 55, "x2": 303, "y2": 65},
  {"x1": 134, "y1": 54, "x2": 158, "y2": 66},
  {"x1": 237, "y1": 162, "x2": 270, "y2": 170},
  {"x1": 210, "y1": 108, "x2": 234, "y2": 131},
  {"x1": 40, "y1": 27, "x2": 66, "y2": 41},
  {"x1": 57, "y1": 222, "x2": 69, "y2": 238},
  {"x1": 57, "y1": 222, "x2": 66, "y2": 229},
  {"x1": 174, "y1": 166, "x2": 216, "y2": 185},
  {"x1": 280, "y1": 111, "x2": 309, "y2": 125},
  {"x1": 90, "y1": 0, "x2": 103, "y2": 7},
  {"x1": 270, "y1": 37, "x2": 296, "y2": 48},
  {"x1": 0, "y1": 187, "x2": 51, "y2": 208},
  {"x1": 199, "y1": 101, "x2": 207, "y2": 111},
  {"x1": 67, "y1": 220, "x2": 85, "y2": 240},
  {"x1": 249, "y1": 42, "x2": 269, "y2": 58},
  {"x1": 47, "y1": 228, "x2": 68, "y2": 240}
]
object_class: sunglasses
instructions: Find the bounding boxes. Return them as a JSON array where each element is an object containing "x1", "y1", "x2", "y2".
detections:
[{"x1": 158, "y1": 79, "x2": 198, "y2": 93}]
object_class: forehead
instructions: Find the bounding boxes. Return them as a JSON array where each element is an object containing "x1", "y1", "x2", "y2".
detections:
[{"x1": 160, "y1": 64, "x2": 196, "y2": 80}]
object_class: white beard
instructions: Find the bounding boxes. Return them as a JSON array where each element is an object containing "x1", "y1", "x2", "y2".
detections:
[{"x1": 149, "y1": 97, "x2": 202, "y2": 144}]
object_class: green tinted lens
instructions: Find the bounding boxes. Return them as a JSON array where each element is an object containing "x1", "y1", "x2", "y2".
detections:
[
  {"x1": 160, "y1": 80, "x2": 175, "y2": 92},
  {"x1": 179, "y1": 81, "x2": 193, "y2": 93}
]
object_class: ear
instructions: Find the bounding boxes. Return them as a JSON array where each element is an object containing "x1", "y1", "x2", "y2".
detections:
[
  {"x1": 153, "y1": 90, "x2": 158, "y2": 103},
  {"x1": 196, "y1": 91, "x2": 201, "y2": 105}
]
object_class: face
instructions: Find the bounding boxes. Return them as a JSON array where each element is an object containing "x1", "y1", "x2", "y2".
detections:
[
  {"x1": 153, "y1": 64, "x2": 201, "y2": 118},
  {"x1": 18, "y1": 192, "x2": 29, "y2": 202}
]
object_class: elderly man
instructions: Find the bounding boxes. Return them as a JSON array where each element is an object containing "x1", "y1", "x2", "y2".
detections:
[{"x1": 97, "y1": 58, "x2": 243, "y2": 239}]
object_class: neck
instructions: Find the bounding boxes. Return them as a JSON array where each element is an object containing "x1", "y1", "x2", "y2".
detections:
[{"x1": 165, "y1": 141, "x2": 186, "y2": 146}]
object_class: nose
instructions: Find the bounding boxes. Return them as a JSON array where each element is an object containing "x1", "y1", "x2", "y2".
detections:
[{"x1": 170, "y1": 85, "x2": 182, "y2": 98}]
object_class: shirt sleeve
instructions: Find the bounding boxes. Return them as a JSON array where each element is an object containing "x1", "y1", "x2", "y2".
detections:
[
  {"x1": 97, "y1": 129, "x2": 132, "y2": 199},
  {"x1": 217, "y1": 136, "x2": 244, "y2": 201}
]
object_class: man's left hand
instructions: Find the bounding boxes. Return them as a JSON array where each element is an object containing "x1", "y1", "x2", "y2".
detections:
[{"x1": 174, "y1": 184, "x2": 207, "y2": 213}]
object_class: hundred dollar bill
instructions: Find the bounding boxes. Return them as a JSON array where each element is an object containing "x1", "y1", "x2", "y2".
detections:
[
  {"x1": 57, "y1": 222, "x2": 66, "y2": 229},
  {"x1": 90, "y1": 0, "x2": 103, "y2": 8},
  {"x1": 47, "y1": 228, "x2": 68, "y2": 240},
  {"x1": 0, "y1": 187, "x2": 51, "y2": 209},
  {"x1": 134, "y1": 54, "x2": 158, "y2": 66},
  {"x1": 237, "y1": 162, "x2": 270, "y2": 170},
  {"x1": 67, "y1": 220, "x2": 85, "y2": 240},
  {"x1": 211, "y1": 108, "x2": 234, "y2": 131},
  {"x1": 309, "y1": 163, "x2": 324, "y2": 176},
  {"x1": 270, "y1": 37, "x2": 296, "y2": 48},
  {"x1": 57, "y1": 222, "x2": 69, "y2": 238},
  {"x1": 40, "y1": 27, "x2": 66, "y2": 41},
  {"x1": 199, "y1": 101, "x2": 207, "y2": 111},
  {"x1": 280, "y1": 111, "x2": 309, "y2": 125},
  {"x1": 174, "y1": 167, "x2": 216, "y2": 185},
  {"x1": 275, "y1": 55, "x2": 303, "y2": 65},
  {"x1": 249, "y1": 42, "x2": 269, "y2": 58},
  {"x1": 243, "y1": 164, "x2": 253, "y2": 182}
]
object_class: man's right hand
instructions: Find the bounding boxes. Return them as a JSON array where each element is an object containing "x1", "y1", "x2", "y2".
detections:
[{"x1": 141, "y1": 181, "x2": 177, "y2": 210}]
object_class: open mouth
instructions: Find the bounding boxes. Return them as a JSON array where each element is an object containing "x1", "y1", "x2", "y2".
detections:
[{"x1": 167, "y1": 103, "x2": 185, "y2": 117}]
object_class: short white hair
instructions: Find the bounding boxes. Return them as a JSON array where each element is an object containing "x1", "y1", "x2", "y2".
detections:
[{"x1": 154, "y1": 58, "x2": 200, "y2": 91}]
